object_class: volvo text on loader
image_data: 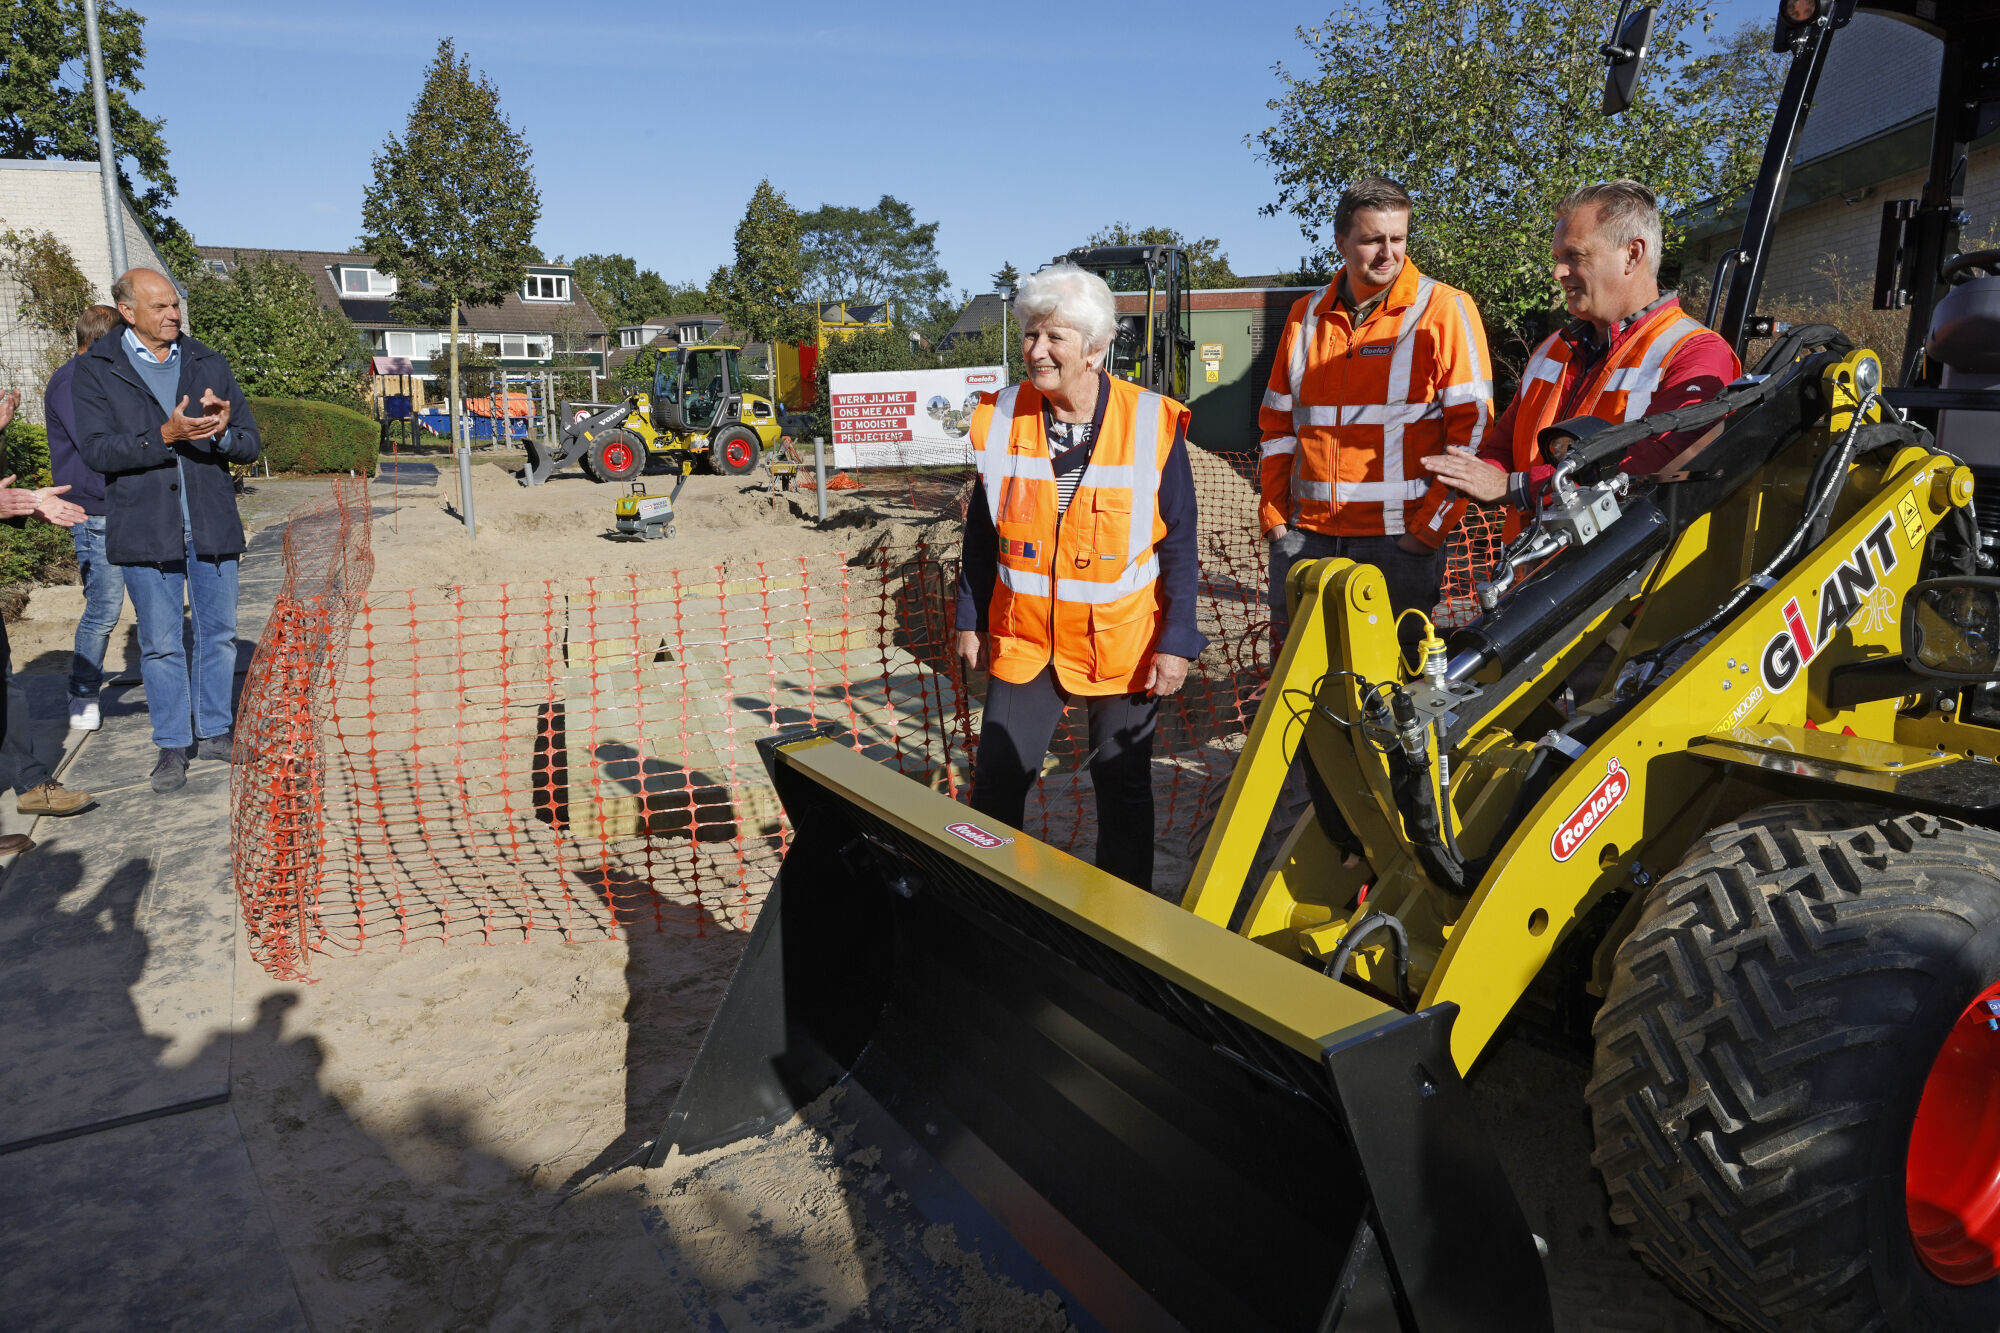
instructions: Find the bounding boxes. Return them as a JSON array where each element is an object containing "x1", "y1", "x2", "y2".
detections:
[{"x1": 650, "y1": 3, "x2": 2000, "y2": 1327}]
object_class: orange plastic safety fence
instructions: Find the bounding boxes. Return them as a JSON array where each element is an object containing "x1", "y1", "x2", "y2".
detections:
[
  {"x1": 232, "y1": 453, "x2": 1499, "y2": 980},
  {"x1": 231, "y1": 477, "x2": 376, "y2": 981}
]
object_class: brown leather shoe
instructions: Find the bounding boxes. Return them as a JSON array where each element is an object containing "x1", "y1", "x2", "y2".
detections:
[
  {"x1": 0, "y1": 833, "x2": 35, "y2": 856},
  {"x1": 18, "y1": 780, "x2": 91, "y2": 816}
]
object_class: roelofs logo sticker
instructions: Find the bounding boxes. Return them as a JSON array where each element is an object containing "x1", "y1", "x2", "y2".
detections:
[
  {"x1": 1551, "y1": 759, "x2": 1630, "y2": 862},
  {"x1": 945, "y1": 821, "x2": 1012, "y2": 849}
]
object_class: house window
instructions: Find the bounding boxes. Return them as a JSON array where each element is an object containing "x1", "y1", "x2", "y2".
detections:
[
  {"x1": 204, "y1": 259, "x2": 231, "y2": 276},
  {"x1": 620, "y1": 328, "x2": 645, "y2": 348},
  {"x1": 384, "y1": 330, "x2": 444, "y2": 359},
  {"x1": 340, "y1": 266, "x2": 397, "y2": 297},
  {"x1": 477, "y1": 334, "x2": 551, "y2": 360},
  {"x1": 522, "y1": 274, "x2": 570, "y2": 302}
]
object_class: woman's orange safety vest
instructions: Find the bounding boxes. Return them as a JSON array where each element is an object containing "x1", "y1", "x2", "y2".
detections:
[
  {"x1": 970, "y1": 376, "x2": 1188, "y2": 695},
  {"x1": 1505, "y1": 302, "x2": 1728, "y2": 470}
]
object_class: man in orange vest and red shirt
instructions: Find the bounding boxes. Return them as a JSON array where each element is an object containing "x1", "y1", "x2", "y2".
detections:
[
  {"x1": 1422, "y1": 179, "x2": 1741, "y2": 512},
  {"x1": 1260, "y1": 176, "x2": 1494, "y2": 634}
]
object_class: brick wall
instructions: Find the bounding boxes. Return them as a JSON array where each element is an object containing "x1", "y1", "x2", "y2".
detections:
[{"x1": 0, "y1": 161, "x2": 177, "y2": 424}]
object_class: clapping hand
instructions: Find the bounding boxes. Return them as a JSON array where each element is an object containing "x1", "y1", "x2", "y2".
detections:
[
  {"x1": 0, "y1": 476, "x2": 79, "y2": 526},
  {"x1": 162, "y1": 394, "x2": 226, "y2": 444},
  {"x1": 199, "y1": 387, "x2": 233, "y2": 435},
  {"x1": 31, "y1": 486, "x2": 84, "y2": 527},
  {"x1": 0, "y1": 389, "x2": 18, "y2": 433}
]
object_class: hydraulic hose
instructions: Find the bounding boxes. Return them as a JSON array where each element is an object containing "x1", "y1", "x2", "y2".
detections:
[{"x1": 1325, "y1": 911, "x2": 1413, "y2": 1010}]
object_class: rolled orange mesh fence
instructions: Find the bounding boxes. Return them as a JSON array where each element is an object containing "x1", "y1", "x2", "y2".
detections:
[{"x1": 232, "y1": 454, "x2": 1503, "y2": 981}]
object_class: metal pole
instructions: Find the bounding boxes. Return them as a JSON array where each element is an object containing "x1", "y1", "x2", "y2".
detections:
[
  {"x1": 814, "y1": 435, "x2": 827, "y2": 524},
  {"x1": 82, "y1": 0, "x2": 127, "y2": 279}
]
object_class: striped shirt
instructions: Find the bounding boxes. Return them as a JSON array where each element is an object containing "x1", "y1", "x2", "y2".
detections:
[{"x1": 1046, "y1": 415, "x2": 1094, "y2": 514}]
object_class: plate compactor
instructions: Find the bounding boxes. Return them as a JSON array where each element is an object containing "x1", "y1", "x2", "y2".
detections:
[{"x1": 652, "y1": 4, "x2": 2000, "y2": 1329}]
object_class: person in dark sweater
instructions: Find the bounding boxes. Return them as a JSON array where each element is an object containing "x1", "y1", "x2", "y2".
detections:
[
  {"x1": 45, "y1": 303, "x2": 127, "y2": 736},
  {"x1": 71, "y1": 268, "x2": 261, "y2": 794}
]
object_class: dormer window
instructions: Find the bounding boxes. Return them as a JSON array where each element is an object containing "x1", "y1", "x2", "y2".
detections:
[
  {"x1": 340, "y1": 266, "x2": 397, "y2": 297},
  {"x1": 523, "y1": 274, "x2": 570, "y2": 302}
]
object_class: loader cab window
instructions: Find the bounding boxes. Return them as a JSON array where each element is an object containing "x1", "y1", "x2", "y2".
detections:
[
  {"x1": 681, "y1": 347, "x2": 737, "y2": 426},
  {"x1": 653, "y1": 349, "x2": 681, "y2": 406}
]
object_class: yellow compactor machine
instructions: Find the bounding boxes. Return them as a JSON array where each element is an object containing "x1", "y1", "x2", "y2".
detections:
[{"x1": 651, "y1": 4, "x2": 2000, "y2": 1328}]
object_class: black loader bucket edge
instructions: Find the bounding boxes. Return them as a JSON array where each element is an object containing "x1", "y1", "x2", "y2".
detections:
[{"x1": 650, "y1": 729, "x2": 1552, "y2": 1332}]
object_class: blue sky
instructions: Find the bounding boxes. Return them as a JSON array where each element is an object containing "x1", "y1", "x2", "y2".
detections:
[{"x1": 139, "y1": 0, "x2": 1776, "y2": 300}]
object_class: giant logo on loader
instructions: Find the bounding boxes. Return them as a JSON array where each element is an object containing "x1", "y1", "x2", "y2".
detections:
[
  {"x1": 1552, "y1": 758, "x2": 1630, "y2": 862},
  {"x1": 1759, "y1": 516, "x2": 1898, "y2": 693}
]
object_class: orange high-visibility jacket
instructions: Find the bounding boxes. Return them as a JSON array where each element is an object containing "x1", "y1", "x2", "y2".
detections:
[
  {"x1": 1502, "y1": 301, "x2": 1738, "y2": 471},
  {"x1": 970, "y1": 376, "x2": 1189, "y2": 695},
  {"x1": 1257, "y1": 261, "x2": 1494, "y2": 544}
]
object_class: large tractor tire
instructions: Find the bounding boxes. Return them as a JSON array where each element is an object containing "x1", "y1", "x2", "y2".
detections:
[
  {"x1": 582, "y1": 429, "x2": 644, "y2": 483},
  {"x1": 710, "y1": 426, "x2": 762, "y2": 477},
  {"x1": 1587, "y1": 800, "x2": 2000, "y2": 1331}
]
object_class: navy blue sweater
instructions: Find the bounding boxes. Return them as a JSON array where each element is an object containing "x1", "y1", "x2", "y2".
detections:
[
  {"x1": 43, "y1": 358, "x2": 107, "y2": 517},
  {"x1": 955, "y1": 375, "x2": 1208, "y2": 664}
]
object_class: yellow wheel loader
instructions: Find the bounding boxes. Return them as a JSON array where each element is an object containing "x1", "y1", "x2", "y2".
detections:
[
  {"x1": 522, "y1": 342, "x2": 782, "y2": 485},
  {"x1": 649, "y1": 3, "x2": 2000, "y2": 1328}
]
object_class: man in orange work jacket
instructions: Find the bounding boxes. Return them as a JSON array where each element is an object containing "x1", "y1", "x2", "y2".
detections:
[
  {"x1": 954, "y1": 263, "x2": 1205, "y2": 893},
  {"x1": 1260, "y1": 175, "x2": 1495, "y2": 634},
  {"x1": 1424, "y1": 179, "x2": 1741, "y2": 513}
]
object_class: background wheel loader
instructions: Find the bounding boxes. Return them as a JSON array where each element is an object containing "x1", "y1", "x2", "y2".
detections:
[
  {"x1": 646, "y1": 2, "x2": 2000, "y2": 1328},
  {"x1": 522, "y1": 340, "x2": 782, "y2": 485}
]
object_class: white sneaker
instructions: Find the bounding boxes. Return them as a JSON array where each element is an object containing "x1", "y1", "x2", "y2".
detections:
[{"x1": 68, "y1": 698, "x2": 101, "y2": 732}]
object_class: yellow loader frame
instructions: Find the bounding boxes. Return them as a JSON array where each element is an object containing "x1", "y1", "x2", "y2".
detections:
[{"x1": 1184, "y1": 347, "x2": 1993, "y2": 1072}]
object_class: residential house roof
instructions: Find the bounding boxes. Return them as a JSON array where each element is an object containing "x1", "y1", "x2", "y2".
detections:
[{"x1": 193, "y1": 245, "x2": 608, "y2": 336}]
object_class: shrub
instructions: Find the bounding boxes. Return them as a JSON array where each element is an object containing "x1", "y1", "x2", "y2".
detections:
[
  {"x1": 0, "y1": 421, "x2": 76, "y2": 594},
  {"x1": 250, "y1": 396, "x2": 379, "y2": 475}
]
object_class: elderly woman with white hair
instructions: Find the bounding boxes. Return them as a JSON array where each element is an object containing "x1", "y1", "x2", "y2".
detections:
[{"x1": 952, "y1": 263, "x2": 1205, "y2": 893}]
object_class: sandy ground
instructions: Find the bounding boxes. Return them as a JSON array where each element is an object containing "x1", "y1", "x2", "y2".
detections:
[
  {"x1": 364, "y1": 458, "x2": 962, "y2": 591},
  {"x1": 8, "y1": 454, "x2": 1717, "y2": 1328}
]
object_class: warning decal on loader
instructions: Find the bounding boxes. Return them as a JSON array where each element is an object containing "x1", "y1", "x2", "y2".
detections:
[{"x1": 1551, "y1": 759, "x2": 1629, "y2": 862}]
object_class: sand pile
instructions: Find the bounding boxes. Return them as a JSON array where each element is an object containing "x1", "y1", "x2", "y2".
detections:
[{"x1": 644, "y1": 1097, "x2": 1073, "y2": 1332}]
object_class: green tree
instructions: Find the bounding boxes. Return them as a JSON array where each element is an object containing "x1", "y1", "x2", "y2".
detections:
[
  {"x1": 360, "y1": 38, "x2": 540, "y2": 444},
  {"x1": 991, "y1": 261, "x2": 1021, "y2": 291},
  {"x1": 0, "y1": 224, "x2": 97, "y2": 381},
  {"x1": 0, "y1": 1, "x2": 196, "y2": 274},
  {"x1": 798, "y1": 194, "x2": 949, "y2": 319},
  {"x1": 1084, "y1": 223, "x2": 1239, "y2": 289},
  {"x1": 1253, "y1": 0, "x2": 1775, "y2": 373},
  {"x1": 570, "y1": 252, "x2": 710, "y2": 329},
  {"x1": 185, "y1": 252, "x2": 366, "y2": 406},
  {"x1": 713, "y1": 180, "x2": 814, "y2": 404}
]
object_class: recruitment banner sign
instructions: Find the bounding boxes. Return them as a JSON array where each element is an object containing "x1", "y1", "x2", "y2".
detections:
[{"x1": 828, "y1": 366, "x2": 1006, "y2": 467}]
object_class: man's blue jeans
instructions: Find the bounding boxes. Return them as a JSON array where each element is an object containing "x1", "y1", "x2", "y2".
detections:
[
  {"x1": 69, "y1": 515, "x2": 127, "y2": 700},
  {"x1": 120, "y1": 535, "x2": 239, "y2": 750}
]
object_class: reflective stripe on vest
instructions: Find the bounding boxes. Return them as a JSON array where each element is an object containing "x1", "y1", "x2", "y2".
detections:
[{"x1": 1509, "y1": 308, "x2": 1715, "y2": 471}]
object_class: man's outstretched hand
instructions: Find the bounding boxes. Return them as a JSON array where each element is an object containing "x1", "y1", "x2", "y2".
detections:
[{"x1": 0, "y1": 476, "x2": 80, "y2": 526}]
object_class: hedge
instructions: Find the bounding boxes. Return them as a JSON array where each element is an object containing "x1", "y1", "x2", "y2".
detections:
[
  {"x1": 0, "y1": 422, "x2": 76, "y2": 591},
  {"x1": 248, "y1": 396, "x2": 379, "y2": 475}
]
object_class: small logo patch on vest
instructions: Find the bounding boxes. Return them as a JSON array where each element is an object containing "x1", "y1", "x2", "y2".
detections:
[
  {"x1": 1000, "y1": 538, "x2": 1039, "y2": 560},
  {"x1": 1358, "y1": 345, "x2": 1393, "y2": 357}
]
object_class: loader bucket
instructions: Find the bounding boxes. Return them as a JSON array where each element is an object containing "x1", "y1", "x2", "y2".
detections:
[{"x1": 650, "y1": 730, "x2": 1551, "y2": 1331}]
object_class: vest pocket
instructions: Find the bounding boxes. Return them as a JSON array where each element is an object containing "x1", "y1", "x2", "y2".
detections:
[{"x1": 1085, "y1": 597, "x2": 1155, "y2": 683}]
